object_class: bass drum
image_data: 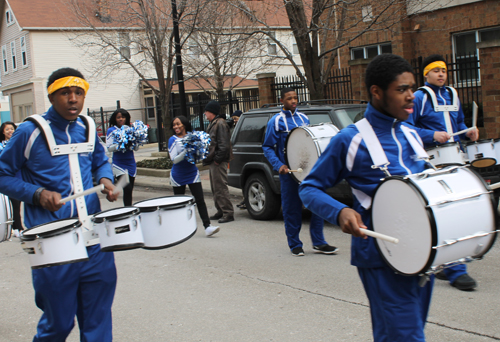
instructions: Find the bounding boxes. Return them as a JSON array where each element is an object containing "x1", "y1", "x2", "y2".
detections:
[
  {"x1": 371, "y1": 166, "x2": 497, "y2": 276},
  {"x1": 0, "y1": 194, "x2": 13, "y2": 242},
  {"x1": 285, "y1": 123, "x2": 339, "y2": 183}
]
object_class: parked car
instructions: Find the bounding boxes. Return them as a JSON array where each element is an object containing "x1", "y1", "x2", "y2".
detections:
[{"x1": 228, "y1": 102, "x2": 367, "y2": 220}]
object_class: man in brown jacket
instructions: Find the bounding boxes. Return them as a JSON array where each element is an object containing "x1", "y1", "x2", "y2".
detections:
[{"x1": 203, "y1": 100, "x2": 235, "y2": 223}]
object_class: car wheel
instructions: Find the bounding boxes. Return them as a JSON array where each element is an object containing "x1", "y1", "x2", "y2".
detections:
[{"x1": 244, "y1": 173, "x2": 281, "y2": 220}]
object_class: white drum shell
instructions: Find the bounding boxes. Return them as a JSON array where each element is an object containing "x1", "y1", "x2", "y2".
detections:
[
  {"x1": 134, "y1": 196, "x2": 197, "y2": 249},
  {"x1": 372, "y1": 167, "x2": 496, "y2": 275},
  {"x1": 494, "y1": 139, "x2": 500, "y2": 165},
  {"x1": 92, "y1": 207, "x2": 144, "y2": 252},
  {"x1": 285, "y1": 124, "x2": 339, "y2": 183},
  {"x1": 20, "y1": 220, "x2": 88, "y2": 269},
  {"x1": 466, "y1": 140, "x2": 496, "y2": 164},
  {"x1": 0, "y1": 194, "x2": 13, "y2": 242},
  {"x1": 425, "y1": 142, "x2": 466, "y2": 166}
]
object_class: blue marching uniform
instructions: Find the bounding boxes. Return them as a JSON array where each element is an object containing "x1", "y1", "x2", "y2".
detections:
[
  {"x1": 168, "y1": 135, "x2": 200, "y2": 186},
  {"x1": 106, "y1": 125, "x2": 137, "y2": 177},
  {"x1": 262, "y1": 108, "x2": 327, "y2": 250},
  {"x1": 299, "y1": 104, "x2": 434, "y2": 341},
  {"x1": 407, "y1": 83, "x2": 468, "y2": 283},
  {"x1": 0, "y1": 106, "x2": 117, "y2": 341}
]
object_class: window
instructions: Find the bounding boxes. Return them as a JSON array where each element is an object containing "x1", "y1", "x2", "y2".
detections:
[
  {"x1": 187, "y1": 38, "x2": 200, "y2": 58},
  {"x1": 290, "y1": 34, "x2": 299, "y2": 55},
  {"x1": 2, "y1": 45, "x2": 7, "y2": 73},
  {"x1": 235, "y1": 116, "x2": 268, "y2": 144},
  {"x1": 350, "y1": 43, "x2": 392, "y2": 60},
  {"x1": 10, "y1": 41, "x2": 16, "y2": 71},
  {"x1": 5, "y1": 9, "x2": 14, "y2": 26},
  {"x1": 453, "y1": 27, "x2": 499, "y2": 83},
  {"x1": 145, "y1": 96, "x2": 155, "y2": 120},
  {"x1": 20, "y1": 36, "x2": 27, "y2": 67},
  {"x1": 118, "y1": 31, "x2": 131, "y2": 59},
  {"x1": 361, "y1": 6, "x2": 373, "y2": 22},
  {"x1": 267, "y1": 32, "x2": 277, "y2": 56}
]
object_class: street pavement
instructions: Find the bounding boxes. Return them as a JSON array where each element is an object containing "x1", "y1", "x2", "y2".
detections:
[{"x1": 1, "y1": 145, "x2": 500, "y2": 341}]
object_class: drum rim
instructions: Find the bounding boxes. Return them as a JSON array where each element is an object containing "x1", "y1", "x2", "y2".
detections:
[
  {"x1": 91, "y1": 206, "x2": 140, "y2": 223},
  {"x1": 142, "y1": 227, "x2": 197, "y2": 250},
  {"x1": 466, "y1": 139, "x2": 494, "y2": 145},
  {"x1": 469, "y1": 157, "x2": 497, "y2": 169},
  {"x1": 20, "y1": 218, "x2": 82, "y2": 241},
  {"x1": 425, "y1": 141, "x2": 461, "y2": 150},
  {"x1": 133, "y1": 195, "x2": 195, "y2": 213},
  {"x1": 371, "y1": 175, "x2": 438, "y2": 276}
]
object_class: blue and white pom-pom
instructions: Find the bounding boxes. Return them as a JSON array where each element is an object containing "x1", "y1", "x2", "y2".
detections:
[
  {"x1": 182, "y1": 131, "x2": 211, "y2": 164},
  {"x1": 111, "y1": 120, "x2": 149, "y2": 152},
  {"x1": 0, "y1": 141, "x2": 7, "y2": 154}
]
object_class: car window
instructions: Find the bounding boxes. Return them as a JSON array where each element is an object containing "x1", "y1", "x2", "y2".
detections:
[
  {"x1": 334, "y1": 107, "x2": 366, "y2": 127},
  {"x1": 235, "y1": 116, "x2": 268, "y2": 143},
  {"x1": 307, "y1": 113, "x2": 332, "y2": 125}
]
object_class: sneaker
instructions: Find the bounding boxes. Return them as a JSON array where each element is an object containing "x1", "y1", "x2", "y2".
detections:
[
  {"x1": 236, "y1": 201, "x2": 247, "y2": 210},
  {"x1": 291, "y1": 247, "x2": 305, "y2": 256},
  {"x1": 209, "y1": 212, "x2": 223, "y2": 220},
  {"x1": 451, "y1": 274, "x2": 477, "y2": 291},
  {"x1": 205, "y1": 225, "x2": 220, "y2": 237},
  {"x1": 313, "y1": 244, "x2": 338, "y2": 254},
  {"x1": 218, "y1": 216, "x2": 234, "y2": 223},
  {"x1": 434, "y1": 271, "x2": 448, "y2": 281}
]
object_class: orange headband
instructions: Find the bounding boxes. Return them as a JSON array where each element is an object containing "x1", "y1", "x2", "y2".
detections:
[
  {"x1": 423, "y1": 61, "x2": 447, "y2": 76},
  {"x1": 47, "y1": 76, "x2": 90, "y2": 96}
]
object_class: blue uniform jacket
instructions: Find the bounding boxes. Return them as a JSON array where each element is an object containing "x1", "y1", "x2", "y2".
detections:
[
  {"x1": 262, "y1": 108, "x2": 309, "y2": 172},
  {"x1": 106, "y1": 126, "x2": 137, "y2": 177},
  {"x1": 299, "y1": 103, "x2": 426, "y2": 268},
  {"x1": 168, "y1": 135, "x2": 200, "y2": 186},
  {"x1": 408, "y1": 82, "x2": 468, "y2": 148},
  {"x1": 0, "y1": 106, "x2": 113, "y2": 228}
]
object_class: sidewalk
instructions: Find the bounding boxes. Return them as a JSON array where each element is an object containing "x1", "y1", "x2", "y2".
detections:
[{"x1": 133, "y1": 143, "x2": 241, "y2": 197}]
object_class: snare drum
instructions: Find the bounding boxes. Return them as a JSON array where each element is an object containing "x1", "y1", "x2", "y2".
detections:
[
  {"x1": 0, "y1": 194, "x2": 13, "y2": 242},
  {"x1": 285, "y1": 123, "x2": 339, "y2": 183},
  {"x1": 466, "y1": 139, "x2": 497, "y2": 168},
  {"x1": 133, "y1": 196, "x2": 197, "y2": 249},
  {"x1": 371, "y1": 165, "x2": 497, "y2": 276},
  {"x1": 20, "y1": 219, "x2": 88, "y2": 269},
  {"x1": 425, "y1": 142, "x2": 466, "y2": 167},
  {"x1": 92, "y1": 207, "x2": 144, "y2": 252}
]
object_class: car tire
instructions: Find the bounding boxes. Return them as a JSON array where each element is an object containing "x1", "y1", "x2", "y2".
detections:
[{"x1": 244, "y1": 173, "x2": 281, "y2": 220}]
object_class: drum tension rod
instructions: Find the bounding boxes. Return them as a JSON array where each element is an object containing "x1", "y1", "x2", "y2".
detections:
[{"x1": 433, "y1": 230, "x2": 500, "y2": 249}]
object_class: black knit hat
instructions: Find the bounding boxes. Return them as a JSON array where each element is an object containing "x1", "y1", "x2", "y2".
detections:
[
  {"x1": 204, "y1": 100, "x2": 220, "y2": 115},
  {"x1": 232, "y1": 110, "x2": 242, "y2": 117}
]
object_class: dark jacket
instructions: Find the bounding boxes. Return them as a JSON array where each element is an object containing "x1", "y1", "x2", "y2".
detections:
[{"x1": 204, "y1": 116, "x2": 233, "y2": 165}]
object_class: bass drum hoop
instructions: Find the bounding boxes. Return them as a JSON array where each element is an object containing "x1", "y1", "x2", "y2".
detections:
[
  {"x1": 91, "y1": 207, "x2": 140, "y2": 223},
  {"x1": 20, "y1": 218, "x2": 82, "y2": 242},
  {"x1": 133, "y1": 196, "x2": 195, "y2": 213}
]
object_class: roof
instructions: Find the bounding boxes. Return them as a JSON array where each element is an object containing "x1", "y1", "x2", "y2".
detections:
[
  {"x1": 145, "y1": 76, "x2": 258, "y2": 93},
  {"x1": 5, "y1": 0, "x2": 299, "y2": 30}
]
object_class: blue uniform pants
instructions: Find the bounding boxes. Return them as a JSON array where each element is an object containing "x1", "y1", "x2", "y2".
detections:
[
  {"x1": 32, "y1": 245, "x2": 117, "y2": 342},
  {"x1": 358, "y1": 265, "x2": 434, "y2": 342},
  {"x1": 443, "y1": 263, "x2": 467, "y2": 284},
  {"x1": 280, "y1": 174, "x2": 327, "y2": 250}
]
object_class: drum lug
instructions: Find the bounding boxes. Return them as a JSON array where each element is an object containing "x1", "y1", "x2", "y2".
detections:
[
  {"x1": 187, "y1": 208, "x2": 193, "y2": 221},
  {"x1": 73, "y1": 231, "x2": 79, "y2": 245},
  {"x1": 132, "y1": 219, "x2": 138, "y2": 231},
  {"x1": 158, "y1": 213, "x2": 162, "y2": 226},
  {"x1": 37, "y1": 242, "x2": 43, "y2": 255}
]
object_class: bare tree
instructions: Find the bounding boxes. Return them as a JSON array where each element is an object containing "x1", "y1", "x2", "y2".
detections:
[
  {"x1": 68, "y1": 0, "x2": 203, "y2": 140},
  {"x1": 227, "y1": 0, "x2": 450, "y2": 100},
  {"x1": 181, "y1": 1, "x2": 279, "y2": 99}
]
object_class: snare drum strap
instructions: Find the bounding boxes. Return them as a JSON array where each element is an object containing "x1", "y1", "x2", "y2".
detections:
[
  {"x1": 400, "y1": 125, "x2": 429, "y2": 161},
  {"x1": 419, "y1": 86, "x2": 459, "y2": 143},
  {"x1": 354, "y1": 119, "x2": 389, "y2": 168}
]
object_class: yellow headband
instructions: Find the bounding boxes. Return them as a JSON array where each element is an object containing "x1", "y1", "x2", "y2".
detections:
[
  {"x1": 47, "y1": 76, "x2": 90, "y2": 96},
  {"x1": 423, "y1": 61, "x2": 447, "y2": 76}
]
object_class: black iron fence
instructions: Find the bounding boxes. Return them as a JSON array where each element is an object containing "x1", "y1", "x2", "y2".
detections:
[
  {"x1": 410, "y1": 54, "x2": 482, "y2": 127},
  {"x1": 272, "y1": 68, "x2": 353, "y2": 104}
]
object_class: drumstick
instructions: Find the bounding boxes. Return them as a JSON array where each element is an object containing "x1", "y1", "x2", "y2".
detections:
[
  {"x1": 489, "y1": 182, "x2": 500, "y2": 190},
  {"x1": 59, "y1": 184, "x2": 105, "y2": 204},
  {"x1": 361, "y1": 228, "x2": 399, "y2": 244},
  {"x1": 113, "y1": 171, "x2": 130, "y2": 195},
  {"x1": 288, "y1": 168, "x2": 303, "y2": 173},
  {"x1": 450, "y1": 126, "x2": 476, "y2": 137}
]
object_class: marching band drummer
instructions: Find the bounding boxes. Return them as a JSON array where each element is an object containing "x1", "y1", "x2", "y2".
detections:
[
  {"x1": 299, "y1": 54, "x2": 434, "y2": 341},
  {"x1": 0, "y1": 67, "x2": 119, "y2": 341},
  {"x1": 407, "y1": 54, "x2": 478, "y2": 291}
]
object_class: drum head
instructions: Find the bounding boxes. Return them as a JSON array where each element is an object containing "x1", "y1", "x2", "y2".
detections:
[
  {"x1": 0, "y1": 194, "x2": 13, "y2": 242},
  {"x1": 134, "y1": 196, "x2": 194, "y2": 212},
  {"x1": 92, "y1": 207, "x2": 140, "y2": 223},
  {"x1": 21, "y1": 218, "x2": 81, "y2": 240},
  {"x1": 372, "y1": 178, "x2": 435, "y2": 276},
  {"x1": 471, "y1": 158, "x2": 496, "y2": 168}
]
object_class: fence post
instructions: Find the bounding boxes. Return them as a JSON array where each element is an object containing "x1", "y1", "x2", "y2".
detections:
[
  {"x1": 116, "y1": 100, "x2": 120, "y2": 109},
  {"x1": 228, "y1": 91, "x2": 233, "y2": 115},
  {"x1": 100, "y1": 107, "x2": 105, "y2": 133},
  {"x1": 197, "y1": 94, "x2": 204, "y2": 131}
]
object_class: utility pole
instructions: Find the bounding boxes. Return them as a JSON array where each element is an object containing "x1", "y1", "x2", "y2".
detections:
[{"x1": 171, "y1": 0, "x2": 187, "y2": 117}]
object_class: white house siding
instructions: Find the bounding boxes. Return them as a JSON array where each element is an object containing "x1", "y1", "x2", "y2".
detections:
[{"x1": 19, "y1": 31, "x2": 144, "y2": 121}]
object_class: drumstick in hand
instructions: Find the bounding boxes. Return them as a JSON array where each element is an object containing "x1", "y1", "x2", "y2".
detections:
[
  {"x1": 360, "y1": 228, "x2": 399, "y2": 244},
  {"x1": 59, "y1": 184, "x2": 105, "y2": 204},
  {"x1": 289, "y1": 168, "x2": 303, "y2": 173},
  {"x1": 113, "y1": 171, "x2": 130, "y2": 195}
]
